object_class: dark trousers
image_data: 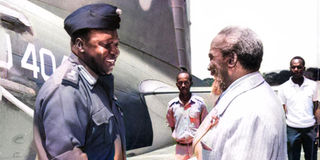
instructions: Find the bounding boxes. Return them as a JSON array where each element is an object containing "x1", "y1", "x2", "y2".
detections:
[{"x1": 287, "y1": 125, "x2": 317, "y2": 160}]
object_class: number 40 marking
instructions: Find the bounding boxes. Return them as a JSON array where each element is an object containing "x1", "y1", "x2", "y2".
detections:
[
  {"x1": 0, "y1": 33, "x2": 65, "y2": 81},
  {"x1": 21, "y1": 43, "x2": 56, "y2": 81}
]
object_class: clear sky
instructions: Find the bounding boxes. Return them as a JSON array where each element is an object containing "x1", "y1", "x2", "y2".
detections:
[{"x1": 190, "y1": 0, "x2": 320, "y2": 79}]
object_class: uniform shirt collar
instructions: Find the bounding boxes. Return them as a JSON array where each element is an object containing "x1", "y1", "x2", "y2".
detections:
[
  {"x1": 178, "y1": 93, "x2": 195, "y2": 106},
  {"x1": 69, "y1": 53, "x2": 98, "y2": 88}
]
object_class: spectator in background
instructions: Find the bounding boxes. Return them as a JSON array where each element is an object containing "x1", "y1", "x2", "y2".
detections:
[
  {"x1": 278, "y1": 56, "x2": 319, "y2": 160},
  {"x1": 166, "y1": 69, "x2": 208, "y2": 160}
]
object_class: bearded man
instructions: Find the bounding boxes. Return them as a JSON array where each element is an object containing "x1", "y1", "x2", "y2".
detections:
[{"x1": 192, "y1": 26, "x2": 287, "y2": 160}]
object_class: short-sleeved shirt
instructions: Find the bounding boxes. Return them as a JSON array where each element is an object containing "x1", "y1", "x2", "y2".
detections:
[
  {"x1": 166, "y1": 94, "x2": 208, "y2": 144},
  {"x1": 33, "y1": 53, "x2": 126, "y2": 160},
  {"x1": 278, "y1": 76, "x2": 318, "y2": 128}
]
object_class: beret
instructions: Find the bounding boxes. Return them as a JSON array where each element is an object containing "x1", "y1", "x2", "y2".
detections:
[{"x1": 64, "y1": 3, "x2": 121, "y2": 36}]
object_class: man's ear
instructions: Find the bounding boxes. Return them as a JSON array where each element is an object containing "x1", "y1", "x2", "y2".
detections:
[
  {"x1": 227, "y1": 53, "x2": 237, "y2": 67},
  {"x1": 75, "y1": 38, "x2": 85, "y2": 53}
]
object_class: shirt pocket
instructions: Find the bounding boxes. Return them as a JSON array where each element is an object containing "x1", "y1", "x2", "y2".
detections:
[
  {"x1": 91, "y1": 107, "x2": 115, "y2": 145},
  {"x1": 189, "y1": 107, "x2": 201, "y2": 119},
  {"x1": 189, "y1": 107, "x2": 201, "y2": 126}
]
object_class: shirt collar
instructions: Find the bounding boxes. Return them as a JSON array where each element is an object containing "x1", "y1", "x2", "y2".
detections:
[
  {"x1": 289, "y1": 76, "x2": 307, "y2": 87},
  {"x1": 216, "y1": 72, "x2": 264, "y2": 117},
  {"x1": 178, "y1": 93, "x2": 196, "y2": 106},
  {"x1": 69, "y1": 53, "x2": 98, "y2": 88},
  {"x1": 220, "y1": 72, "x2": 255, "y2": 99}
]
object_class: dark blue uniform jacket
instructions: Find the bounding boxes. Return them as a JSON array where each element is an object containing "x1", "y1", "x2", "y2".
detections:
[{"x1": 33, "y1": 53, "x2": 126, "y2": 160}]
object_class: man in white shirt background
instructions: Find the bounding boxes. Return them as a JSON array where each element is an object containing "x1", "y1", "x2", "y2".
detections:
[{"x1": 278, "y1": 56, "x2": 319, "y2": 160}]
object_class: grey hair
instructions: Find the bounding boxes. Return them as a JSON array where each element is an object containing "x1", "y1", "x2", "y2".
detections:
[{"x1": 216, "y1": 26, "x2": 263, "y2": 71}]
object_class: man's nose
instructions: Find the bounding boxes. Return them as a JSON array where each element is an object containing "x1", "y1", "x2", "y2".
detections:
[{"x1": 207, "y1": 63, "x2": 212, "y2": 71}]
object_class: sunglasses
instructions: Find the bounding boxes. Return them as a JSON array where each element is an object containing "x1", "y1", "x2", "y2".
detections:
[{"x1": 290, "y1": 66, "x2": 303, "y2": 69}]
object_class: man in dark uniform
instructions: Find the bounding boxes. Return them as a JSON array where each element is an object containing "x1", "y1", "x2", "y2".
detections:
[{"x1": 33, "y1": 3, "x2": 126, "y2": 160}]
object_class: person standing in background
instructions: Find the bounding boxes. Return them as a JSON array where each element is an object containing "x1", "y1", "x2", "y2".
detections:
[
  {"x1": 167, "y1": 69, "x2": 208, "y2": 160},
  {"x1": 278, "y1": 56, "x2": 319, "y2": 160}
]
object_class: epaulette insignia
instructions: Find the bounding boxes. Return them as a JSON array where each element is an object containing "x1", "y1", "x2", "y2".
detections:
[
  {"x1": 62, "y1": 68, "x2": 79, "y2": 87},
  {"x1": 193, "y1": 96, "x2": 203, "y2": 103},
  {"x1": 168, "y1": 98, "x2": 179, "y2": 108}
]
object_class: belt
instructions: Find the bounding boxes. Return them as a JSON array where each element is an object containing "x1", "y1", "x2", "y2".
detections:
[{"x1": 176, "y1": 142, "x2": 192, "y2": 146}]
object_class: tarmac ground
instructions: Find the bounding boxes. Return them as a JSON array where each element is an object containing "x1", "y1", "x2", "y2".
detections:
[
  {"x1": 127, "y1": 145, "x2": 320, "y2": 160},
  {"x1": 127, "y1": 145, "x2": 175, "y2": 160}
]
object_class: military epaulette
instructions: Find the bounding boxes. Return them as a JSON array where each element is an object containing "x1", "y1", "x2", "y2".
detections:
[
  {"x1": 168, "y1": 97, "x2": 179, "y2": 108},
  {"x1": 192, "y1": 95, "x2": 204, "y2": 103},
  {"x1": 62, "y1": 67, "x2": 79, "y2": 88}
]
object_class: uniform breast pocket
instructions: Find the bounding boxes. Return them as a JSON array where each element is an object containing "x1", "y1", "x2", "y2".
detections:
[
  {"x1": 91, "y1": 107, "x2": 116, "y2": 145},
  {"x1": 189, "y1": 107, "x2": 201, "y2": 118}
]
